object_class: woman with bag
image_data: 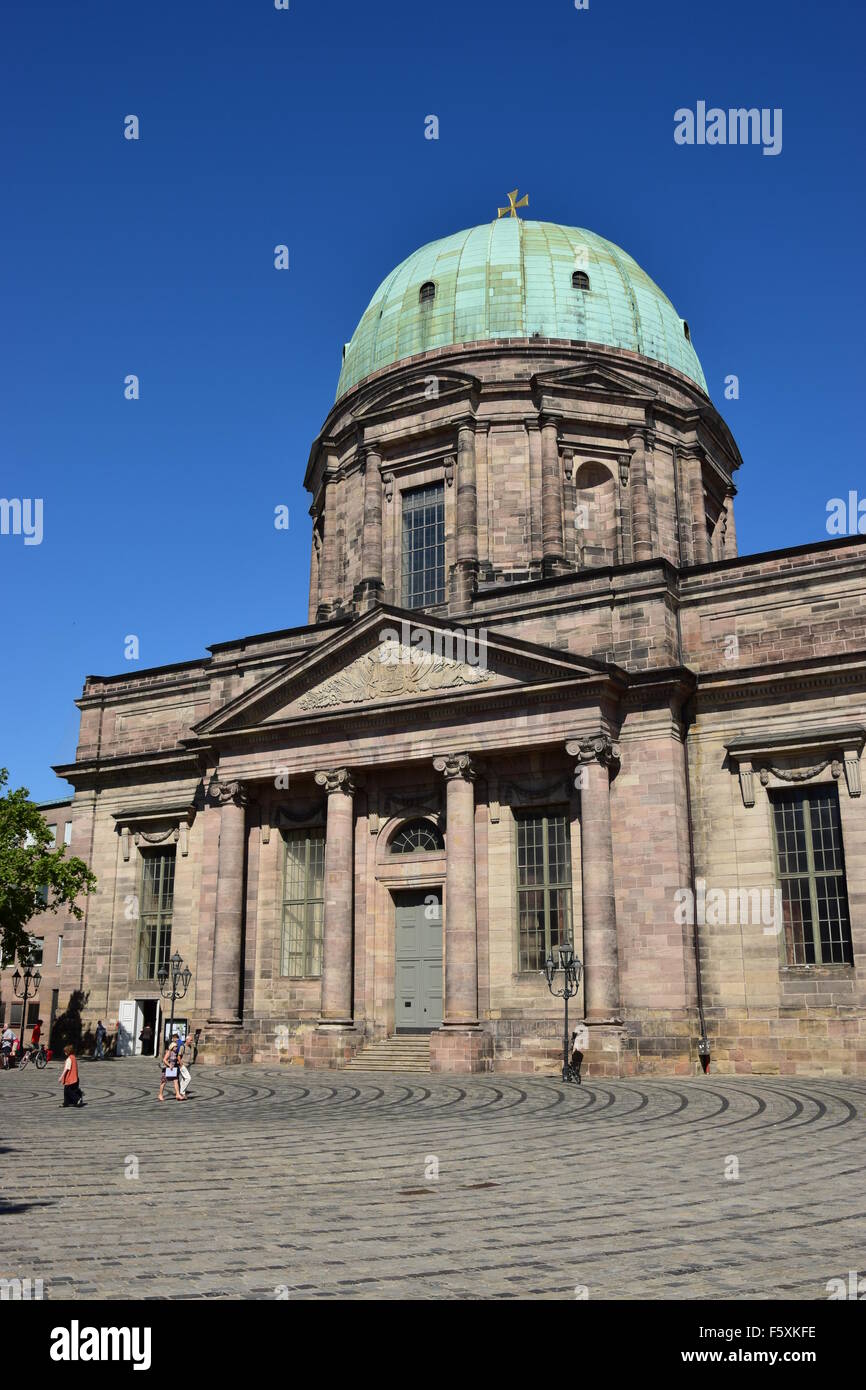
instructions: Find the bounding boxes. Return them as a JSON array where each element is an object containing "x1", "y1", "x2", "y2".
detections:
[
  {"x1": 158, "y1": 1035, "x2": 185, "y2": 1103},
  {"x1": 177, "y1": 1032, "x2": 192, "y2": 1097}
]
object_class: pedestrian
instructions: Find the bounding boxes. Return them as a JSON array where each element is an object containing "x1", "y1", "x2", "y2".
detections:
[
  {"x1": 1, "y1": 1023, "x2": 14, "y2": 1069},
  {"x1": 94, "y1": 1019, "x2": 107, "y2": 1059},
  {"x1": 138, "y1": 1022, "x2": 153, "y2": 1056},
  {"x1": 59, "y1": 1044, "x2": 85, "y2": 1107},
  {"x1": 178, "y1": 1032, "x2": 192, "y2": 1096},
  {"x1": 158, "y1": 1035, "x2": 185, "y2": 1103}
]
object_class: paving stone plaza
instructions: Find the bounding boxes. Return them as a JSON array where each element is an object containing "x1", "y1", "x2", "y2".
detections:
[{"x1": 2, "y1": 1060, "x2": 864, "y2": 1301}]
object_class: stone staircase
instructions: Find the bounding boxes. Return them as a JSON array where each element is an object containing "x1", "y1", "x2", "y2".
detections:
[{"x1": 344, "y1": 1033, "x2": 432, "y2": 1073}]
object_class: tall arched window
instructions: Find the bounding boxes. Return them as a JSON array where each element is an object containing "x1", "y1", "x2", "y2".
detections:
[
  {"x1": 419, "y1": 281, "x2": 436, "y2": 305},
  {"x1": 390, "y1": 819, "x2": 444, "y2": 854}
]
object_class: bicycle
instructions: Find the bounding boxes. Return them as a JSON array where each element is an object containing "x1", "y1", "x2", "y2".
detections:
[{"x1": 18, "y1": 1043, "x2": 48, "y2": 1071}]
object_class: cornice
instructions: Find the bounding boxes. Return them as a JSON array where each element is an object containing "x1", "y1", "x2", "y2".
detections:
[
  {"x1": 53, "y1": 747, "x2": 207, "y2": 789},
  {"x1": 194, "y1": 673, "x2": 623, "y2": 748},
  {"x1": 693, "y1": 651, "x2": 866, "y2": 707}
]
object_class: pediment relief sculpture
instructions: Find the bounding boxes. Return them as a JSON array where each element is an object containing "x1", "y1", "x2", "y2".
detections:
[{"x1": 296, "y1": 638, "x2": 495, "y2": 711}]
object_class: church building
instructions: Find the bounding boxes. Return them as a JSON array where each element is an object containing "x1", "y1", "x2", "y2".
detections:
[{"x1": 49, "y1": 211, "x2": 866, "y2": 1075}]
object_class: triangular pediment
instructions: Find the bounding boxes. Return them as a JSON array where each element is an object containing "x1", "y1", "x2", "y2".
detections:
[
  {"x1": 351, "y1": 369, "x2": 481, "y2": 425},
  {"x1": 193, "y1": 606, "x2": 616, "y2": 740},
  {"x1": 532, "y1": 363, "x2": 657, "y2": 405}
]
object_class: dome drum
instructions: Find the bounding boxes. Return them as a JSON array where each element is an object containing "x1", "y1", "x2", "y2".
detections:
[{"x1": 304, "y1": 217, "x2": 740, "y2": 623}]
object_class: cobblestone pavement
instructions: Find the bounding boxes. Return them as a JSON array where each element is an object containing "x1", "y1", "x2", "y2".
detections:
[{"x1": 2, "y1": 1060, "x2": 864, "y2": 1300}]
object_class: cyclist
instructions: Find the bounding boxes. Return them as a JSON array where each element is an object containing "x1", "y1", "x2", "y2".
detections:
[{"x1": 29, "y1": 1018, "x2": 44, "y2": 1059}]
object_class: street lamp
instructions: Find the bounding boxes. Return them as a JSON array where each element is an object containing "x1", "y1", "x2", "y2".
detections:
[
  {"x1": 156, "y1": 951, "x2": 192, "y2": 1046},
  {"x1": 544, "y1": 945, "x2": 583, "y2": 1084},
  {"x1": 12, "y1": 964, "x2": 42, "y2": 1048}
]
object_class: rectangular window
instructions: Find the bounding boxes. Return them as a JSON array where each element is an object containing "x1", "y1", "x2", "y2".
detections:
[
  {"x1": 26, "y1": 1001, "x2": 39, "y2": 1027},
  {"x1": 137, "y1": 850, "x2": 175, "y2": 981},
  {"x1": 64, "y1": 821, "x2": 72, "y2": 845},
  {"x1": 28, "y1": 937, "x2": 44, "y2": 967},
  {"x1": 281, "y1": 830, "x2": 325, "y2": 977},
  {"x1": 47, "y1": 824, "x2": 57, "y2": 846},
  {"x1": 56, "y1": 935, "x2": 63, "y2": 966},
  {"x1": 515, "y1": 810, "x2": 573, "y2": 972},
  {"x1": 401, "y1": 482, "x2": 445, "y2": 608},
  {"x1": 771, "y1": 788, "x2": 853, "y2": 966}
]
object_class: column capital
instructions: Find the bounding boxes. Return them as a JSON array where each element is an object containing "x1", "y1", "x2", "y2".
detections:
[
  {"x1": 358, "y1": 442, "x2": 382, "y2": 467},
  {"x1": 538, "y1": 410, "x2": 562, "y2": 433},
  {"x1": 433, "y1": 752, "x2": 476, "y2": 782},
  {"x1": 454, "y1": 415, "x2": 477, "y2": 435},
  {"x1": 314, "y1": 767, "x2": 356, "y2": 797},
  {"x1": 208, "y1": 779, "x2": 248, "y2": 808},
  {"x1": 566, "y1": 734, "x2": 621, "y2": 771}
]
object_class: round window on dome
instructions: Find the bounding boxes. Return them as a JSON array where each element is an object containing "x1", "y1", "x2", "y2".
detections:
[
  {"x1": 419, "y1": 281, "x2": 436, "y2": 305},
  {"x1": 572, "y1": 270, "x2": 590, "y2": 291}
]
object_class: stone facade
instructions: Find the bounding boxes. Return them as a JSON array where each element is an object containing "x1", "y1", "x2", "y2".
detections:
[{"x1": 47, "y1": 326, "x2": 866, "y2": 1078}]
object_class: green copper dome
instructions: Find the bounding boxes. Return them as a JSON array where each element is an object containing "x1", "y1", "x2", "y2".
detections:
[{"x1": 336, "y1": 218, "x2": 706, "y2": 399}]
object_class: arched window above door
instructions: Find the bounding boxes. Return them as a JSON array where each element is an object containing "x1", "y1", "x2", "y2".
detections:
[{"x1": 390, "y1": 819, "x2": 444, "y2": 854}]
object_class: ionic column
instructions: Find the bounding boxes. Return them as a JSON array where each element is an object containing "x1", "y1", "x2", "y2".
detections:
[
  {"x1": 434, "y1": 752, "x2": 479, "y2": 1026},
  {"x1": 540, "y1": 413, "x2": 567, "y2": 576},
  {"x1": 628, "y1": 428, "x2": 653, "y2": 562},
  {"x1": 451, "y1": 420, "x2": 478, "y2": 608},
  {"x1": 566, "y1": 735, "x2": 622, "y2": 1021},
  {"x1": 209, "y1": 780, "x2": 248, "y2": 1023},
  {"x1": 314, "y1": 768, "x2": 356, "y2": 1024},
  {"x1": 357, "y1": 446, "x2": 384, "y2": 611},
  {"x1": 687, "y1": 453, "x2": 710, "y2": 565}
]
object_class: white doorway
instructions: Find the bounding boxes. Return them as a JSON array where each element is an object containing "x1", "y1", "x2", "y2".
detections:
[{"x1": 116, "y1": 999, "x2": 161, "y2": 1056}]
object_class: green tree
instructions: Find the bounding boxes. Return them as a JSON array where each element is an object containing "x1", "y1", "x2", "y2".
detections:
[{"x1": 0, "y1": 769, "x2": 96, "y2": 966}]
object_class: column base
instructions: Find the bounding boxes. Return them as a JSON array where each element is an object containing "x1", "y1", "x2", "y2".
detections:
[
  {"x1": 352, "y1": 578, "x2": 385, "y2": 613},
  {"x1": 304, "y1": 1024, "x2": 363, "y2": 1070},
  {"x1": 196, "y1": 1022, "x2": 254, "y2": 1065},
  {"x1": 430, "y1": 1026, "x2": 493, "y2": 1074},
  {"x1": 542, "y1": 556, "x2": 571, "y2": 578},
  {"x1": 576, "y1": 1022, "x2": 635, "y2": 1079}
]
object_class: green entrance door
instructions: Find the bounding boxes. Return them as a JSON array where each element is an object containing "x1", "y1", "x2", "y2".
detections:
[{"x1": 394, "y1": 889, "x2": 443, "y2": 1032}]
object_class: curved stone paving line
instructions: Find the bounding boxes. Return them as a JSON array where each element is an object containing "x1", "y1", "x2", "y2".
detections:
[{"x1": 2, "y1": 1062, "x2": 864, "y2": 1300}]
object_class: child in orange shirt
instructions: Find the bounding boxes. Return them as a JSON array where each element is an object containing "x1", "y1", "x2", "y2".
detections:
[{"x1": 59, "y1": 1044, "x2": 84, "y2": 1107}]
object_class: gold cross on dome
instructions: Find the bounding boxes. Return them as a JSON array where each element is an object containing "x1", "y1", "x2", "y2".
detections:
[{"x1": 497, "y1": 188, "x2": 529, "y2": 219}]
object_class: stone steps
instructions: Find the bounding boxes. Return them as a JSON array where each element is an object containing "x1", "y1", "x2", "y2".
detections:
[{"x1": 344, "y1": 1034, "x2": 432, "y2": 1073}]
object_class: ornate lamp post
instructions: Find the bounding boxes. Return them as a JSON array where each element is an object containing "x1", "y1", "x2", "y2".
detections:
[
  {"x1": 12, "y1": 964, "x2": 42, "y2": 1048},
  {"x1": 544, "y1": 945, "x2": 583, "y2": 1084},
  {"x1": 156, "y1": 951, "x2": 192, "y2": 1047}
]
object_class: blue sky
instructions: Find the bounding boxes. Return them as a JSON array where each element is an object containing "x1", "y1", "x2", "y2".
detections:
[{"x1": 1, "y1": 0, "x2": 864, "y2": 801}]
